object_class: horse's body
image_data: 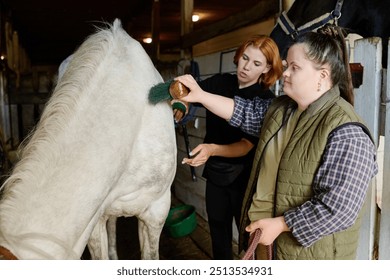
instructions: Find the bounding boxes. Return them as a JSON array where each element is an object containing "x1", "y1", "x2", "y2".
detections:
[
  {"x1": 0, "y1": 19, "x2": 176, "y2": 259},
  {"x1": 270, "y1": 0, "x2": 390, "y2": 66}
]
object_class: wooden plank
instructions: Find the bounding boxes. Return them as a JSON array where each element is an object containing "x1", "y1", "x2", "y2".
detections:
[
  {"x1": 378, "y1": 39, "x2": 390, "y2": 260},
  {"x1": 182, "y1": 0, "x2": 279, "y2": 48},
  {"x1": 354, "y1": 37, "x2": 382, "y2": 259},
  {"x1": 354, "y1": 37, "x2": 382, "y2": 144}
]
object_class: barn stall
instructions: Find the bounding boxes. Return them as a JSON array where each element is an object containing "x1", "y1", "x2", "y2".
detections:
[{"x1": 0, "y1": 0, "x2": 388, "y2": 260}]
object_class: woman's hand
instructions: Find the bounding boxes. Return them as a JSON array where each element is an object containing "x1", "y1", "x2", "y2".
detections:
[
  {"x1": 245, "y1": 216, "x2": 290, "y2": 246},
  {"x1": 173, "y1": 108, "x2": 185, "y2": 123},
  {"x1": 175, "y1": 74, "x2": 235, "y2": 120},
  {"x1": 181, "y1": 144, "x2": 215, "y2": 167},
  {"x1": 174, "y1": 74, "x2": 205, "y2": 103},
  {"x1": 171, "y1": 99, "x2": 188, "y2": 123}
]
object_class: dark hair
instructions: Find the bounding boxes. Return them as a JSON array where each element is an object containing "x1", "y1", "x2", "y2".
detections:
[
  {"x1": 296, "y1": 24, "x2": 354, "y2": 105},
  {"x1": 234, "y1": 35, "x2": 283, "y2": 89}
]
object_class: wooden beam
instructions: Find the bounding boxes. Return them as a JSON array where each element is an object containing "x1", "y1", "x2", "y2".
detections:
[
  {"x1": 181, "y1": 0, "x2": 194, "y2": 57},
  {"x1": 151, "y1": 0, "x2": 161, "y2": 62},
  {"x1": 181, "y1": 0, "x2": 193, "y2": 35},
  {"x1": 182, "y1": 0, "x2": 279, "y2": 49}
]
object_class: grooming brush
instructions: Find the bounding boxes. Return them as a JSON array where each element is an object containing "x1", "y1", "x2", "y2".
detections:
[{"x1": 148, "y1": 80, "x2": 189, "y2": 104}]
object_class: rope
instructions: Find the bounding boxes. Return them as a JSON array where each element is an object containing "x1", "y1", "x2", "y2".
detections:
[{"x1": 241, "y1": 228, "x2": 273, "y2": 260}]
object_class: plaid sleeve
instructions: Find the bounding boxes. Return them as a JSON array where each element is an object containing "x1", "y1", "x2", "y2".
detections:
[
  {"x1": 284, "y1": 125, "x2": 378, "y2": 247},
  {"x1": 229, "y1": 96, "x2": 273, "y2": 137}
]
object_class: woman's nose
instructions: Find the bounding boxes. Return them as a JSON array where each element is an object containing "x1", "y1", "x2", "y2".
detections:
[{"x1": 282, "y1": 67, "x2": 289, "y2": 77}]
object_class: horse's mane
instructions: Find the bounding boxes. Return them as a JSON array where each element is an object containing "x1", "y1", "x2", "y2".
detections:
[{"x1": 0, "y1": 20, "x2": 124, "y2": 196}]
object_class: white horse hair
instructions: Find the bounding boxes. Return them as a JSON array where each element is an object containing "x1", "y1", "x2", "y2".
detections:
[{"x1": 0, "y1": 19, "x2": 176, "y2": 259}]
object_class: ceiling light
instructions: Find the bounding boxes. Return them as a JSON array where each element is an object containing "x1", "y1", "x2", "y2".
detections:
[
  {"x1": 143, "y1": 37, "x2": 152, "y2": 44},
  {"x1": 192, "y1": 14, "x2": 200, "y2": 22}
]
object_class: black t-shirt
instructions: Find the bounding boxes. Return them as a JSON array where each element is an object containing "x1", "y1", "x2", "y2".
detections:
[{"x1": 197, "y1": 73, "x2": 274, "y2": 165}]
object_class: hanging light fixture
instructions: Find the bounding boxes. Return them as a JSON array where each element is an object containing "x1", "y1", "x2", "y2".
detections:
[
  {"x1": 142, "y1": 37, "x2": 152, "y2": 44},
  {"x1": 192, "y1": 14, "x2": 200, "y2": 22}
]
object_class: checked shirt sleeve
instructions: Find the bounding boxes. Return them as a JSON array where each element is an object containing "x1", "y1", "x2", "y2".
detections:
[
  {"x1": 229, "y1": 96, "x2": 273, "y2": 137},
  {"x1": 284, "y1": 125, "x2": 378, "y2": 247}
]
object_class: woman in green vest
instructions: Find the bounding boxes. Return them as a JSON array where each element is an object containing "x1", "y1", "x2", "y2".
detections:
[{"x1": 176, "y1": 24, "x2": 378, "y2": 259}]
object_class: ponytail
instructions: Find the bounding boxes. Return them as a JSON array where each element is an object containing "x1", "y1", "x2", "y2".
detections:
[
  {"x1": 317, "y1": 25, "x2": 354, "y2": 105},
  {"x1": 297, "y1": 24, "x2": 354, "y2": 105}
]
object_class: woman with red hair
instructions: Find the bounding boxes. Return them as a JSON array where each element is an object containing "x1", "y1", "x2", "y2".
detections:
[{"x1": 179, "y1": 35, "x2": 282, "y2": 259}]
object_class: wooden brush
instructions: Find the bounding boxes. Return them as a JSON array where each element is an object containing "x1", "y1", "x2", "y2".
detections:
[{"x1": 148, "y1": 80, "x2": 189, "y2": 104}]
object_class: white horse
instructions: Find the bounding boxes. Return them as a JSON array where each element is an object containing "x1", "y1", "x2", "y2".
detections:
[{"x1": 0, "y1": 19, "x2": 176, "y2": 259}]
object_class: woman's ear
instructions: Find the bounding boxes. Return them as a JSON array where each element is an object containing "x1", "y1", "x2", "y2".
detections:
[
  {"x1": 320, "y1": 68, "x2": 330, "y2": 79},
  {"x1": 319, "y1": 67, "x2": 332, "y2": 91}
]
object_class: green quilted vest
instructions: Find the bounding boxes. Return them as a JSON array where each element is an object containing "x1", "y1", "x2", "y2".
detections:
[{"x1": 239, "y1": 87, "x2": 372, "y2": 259}]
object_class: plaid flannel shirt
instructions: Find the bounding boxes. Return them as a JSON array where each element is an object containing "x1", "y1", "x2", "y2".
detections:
[{"x1": 230, "y1": 96, "x2": 378, "y2": 247}]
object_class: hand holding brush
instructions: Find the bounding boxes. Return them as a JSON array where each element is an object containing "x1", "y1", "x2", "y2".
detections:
[{"x1": 148, "y1": 80, "x2": 190, "y2": 104}]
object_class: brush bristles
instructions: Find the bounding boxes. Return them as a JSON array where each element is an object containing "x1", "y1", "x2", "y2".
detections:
[{"x1": 148, "y1": 80, "x2": 173, "y2": 104}]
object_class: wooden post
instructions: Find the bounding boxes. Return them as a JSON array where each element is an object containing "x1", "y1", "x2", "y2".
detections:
[
  {"x1": 354, "y1": 37, "x2": 382, "y2": 259},
  {"x1": 0, "y1": 73, "x2": 10, "y2": 150},
  {"x1": 12, "y1": 31, "x2": 20, "y2": 89},
  {"x1": 378, "y1": 39, "x2": 390, "y2": 260},
  {"x1": 151, "y1": 0, "x2": 160, "y2": 63},
  {"x1": 181, "y1": 0, "x2": 193, "y2": 59}
]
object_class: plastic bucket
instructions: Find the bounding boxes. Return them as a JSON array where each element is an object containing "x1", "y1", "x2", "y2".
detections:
[{"x1": 164, "y1": 205, "x2": 197, "y2": 238}]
